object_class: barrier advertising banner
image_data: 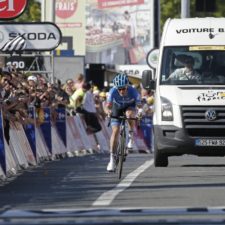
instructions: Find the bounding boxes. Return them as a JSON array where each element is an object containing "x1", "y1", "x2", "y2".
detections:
[
  {"x1": 0, "y1": 110, "x2": 6, "y2": 174},
  {"x1": 55, "y1": 108, "x2": 67, "y2": 147},
  {"x1": 24, "y1": 107, "x2": 36, "y2": 158},
  {"x1": 40, "y1": 107, "x2": 52, "y2": 154}
]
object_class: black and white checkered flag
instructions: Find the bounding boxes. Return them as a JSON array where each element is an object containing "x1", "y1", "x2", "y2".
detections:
[{"x1": 1, "y1": 35, "x2": 27, "y2": 52}]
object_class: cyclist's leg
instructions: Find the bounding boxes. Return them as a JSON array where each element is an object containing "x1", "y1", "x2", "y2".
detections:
[
  {"x1": 110, "y1": 124, "x2": 120, "y2": 155},
  {"x1": 107, "y1": 123, "x2": 120, "y2": 172},
  {"x1": 126, "y1": 108, "x2": 136, "y2": 149},
  {"x1": 107, "y1": 107, "x2": 121, "y2": 171}
]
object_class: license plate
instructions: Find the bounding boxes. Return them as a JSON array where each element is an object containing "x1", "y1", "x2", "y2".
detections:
[{"x1": 195, "y1": 139, "x2": 225, "y2": 146}]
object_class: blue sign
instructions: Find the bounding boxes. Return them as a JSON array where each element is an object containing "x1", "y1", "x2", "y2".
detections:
[
  {"x1": 24, "y1": 107, "x2": 36, "y2": 158},
  {"x1": 0, "y1": 111, "x2": 6, "y2": 174},
  {"x1": 40, "y1": 107, "x2": 52, "y2": 154},
  {"x1": 140, "y1": 116, "x2": 152, "y2": 149},
  {"x1": 55, "y1": 108, "x2": 67, "y2": 147}
]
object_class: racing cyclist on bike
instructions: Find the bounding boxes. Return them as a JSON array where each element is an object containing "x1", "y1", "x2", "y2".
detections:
[{"x1": 106, "y1": 72, "x2": 142, "y2": 172}]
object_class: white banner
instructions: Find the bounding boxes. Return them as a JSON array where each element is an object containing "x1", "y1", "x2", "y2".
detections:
[{"x1": 0, "y1": 23, "x2": 62, "y2": 51}]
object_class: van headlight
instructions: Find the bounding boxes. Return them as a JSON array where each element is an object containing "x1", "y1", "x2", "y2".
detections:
[{"x1": 161, "y1": 96, "x2": 173, "y2": 121}]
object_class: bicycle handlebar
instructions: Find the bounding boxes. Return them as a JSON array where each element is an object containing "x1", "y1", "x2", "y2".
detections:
[
  {"x1": 109, "y1": 115, "x2": 140, "y2": 120},
  {"x1": 107, "y1": 115, "x2": 142, "y2": 127}
]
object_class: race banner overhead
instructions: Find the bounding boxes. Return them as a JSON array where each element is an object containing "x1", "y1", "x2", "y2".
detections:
[
  {"x1": 0, "y1": 22, "x2": 62, "y2": 52},
  {"x1": 0, "y1": 0, "x2": 27, "y2": 19}
]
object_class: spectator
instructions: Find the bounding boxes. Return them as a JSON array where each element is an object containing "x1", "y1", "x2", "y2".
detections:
[
  {"x1": 94, "y1": 90, "x2": 106, "y2": 121},
  {"x1": 82, "y1": 82, "x2": 102, "y2": 133},
  {"x1": 67, "y1": 80, "x2": 86, "y2": 113},
  {"x1": 74, "y1": 73, "x2": 85, "y2": 90},
  {"x1": 66, "y1": 79, "x2": 75, "y2": 92},
  {"x1": 99, "y1": 91, "x2": 108, "y2": 115}
]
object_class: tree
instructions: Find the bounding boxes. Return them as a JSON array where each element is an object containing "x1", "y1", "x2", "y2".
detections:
[
  {"x1": 160, "y1": 0, "x2": 225, "y2": 33},
  {"x1": 10, "y1": 0, "x2": 41, "y2": 22}
]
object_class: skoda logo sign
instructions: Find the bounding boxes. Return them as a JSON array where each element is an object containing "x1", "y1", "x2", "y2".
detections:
[
  {"x1": 0, "y1": 23, "x2": 62, "y2": 52},
  {"x1": 205, "y1": 109, "x2": 217, "y2": 121}
]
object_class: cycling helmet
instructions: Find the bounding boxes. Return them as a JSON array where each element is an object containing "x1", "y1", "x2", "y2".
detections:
[{"x1": 113, "y1": 72, "x2": 129, "y2": 88}]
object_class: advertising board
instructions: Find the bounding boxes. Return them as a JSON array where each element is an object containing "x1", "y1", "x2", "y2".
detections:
[
  {"x1": 0, "y1": 0, "x2": 27, "y2": 19},
  {"x1": 0, "y1": 22, "x2": 62, "y2": 52}
]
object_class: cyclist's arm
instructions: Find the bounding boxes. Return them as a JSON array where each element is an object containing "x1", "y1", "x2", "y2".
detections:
[{"x1": 105, "y1": 88, "x2": 114, "y2": 115}]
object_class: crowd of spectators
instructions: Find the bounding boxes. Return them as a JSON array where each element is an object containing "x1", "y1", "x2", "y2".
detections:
[{"x1": 0, "y1": 66, "x2": 154, "y2": 143}]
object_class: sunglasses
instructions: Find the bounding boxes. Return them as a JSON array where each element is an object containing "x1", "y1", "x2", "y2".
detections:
[{"x1": 118, "y1": 87, "x2": 126, "y2": 91}]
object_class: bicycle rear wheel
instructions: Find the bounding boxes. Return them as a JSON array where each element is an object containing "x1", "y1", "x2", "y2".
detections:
[{"x1": 117, "y1": 129, "x2": 126, "y2": 179}]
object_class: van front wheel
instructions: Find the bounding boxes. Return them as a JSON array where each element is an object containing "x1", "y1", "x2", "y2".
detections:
[
  {"x1": 152, "y1": 130, "x2": 168, "y2": 167},
  {"x1": 154, "y1": 144, "x2": 168, "y2": 167}
]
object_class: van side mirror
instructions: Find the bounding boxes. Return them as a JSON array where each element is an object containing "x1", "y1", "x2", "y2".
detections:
[{"x1": 141, "y1": 70, "x2": 155, "y2": 90}]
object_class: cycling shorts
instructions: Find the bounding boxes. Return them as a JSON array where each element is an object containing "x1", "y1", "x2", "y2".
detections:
[{"x1": 111, "y1": 103, "x2": 136, "y2": 126}]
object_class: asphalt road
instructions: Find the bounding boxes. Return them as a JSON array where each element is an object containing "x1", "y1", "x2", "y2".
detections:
[{"x1": 1, "y1": 152, "x2": 225, "y2": 224}]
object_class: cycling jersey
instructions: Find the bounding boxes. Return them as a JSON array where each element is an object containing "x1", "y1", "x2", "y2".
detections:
[{"x1": 107, "y1": 85, "x2": 141, "y2": 109}]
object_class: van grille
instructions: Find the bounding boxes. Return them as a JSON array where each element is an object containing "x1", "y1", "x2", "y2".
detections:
[{"x1": 181, "y1": 106, "x2": 225, "y2": 137}]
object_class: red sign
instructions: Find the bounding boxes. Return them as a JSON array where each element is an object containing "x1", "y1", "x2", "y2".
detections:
[
  {"x1": 98, "y1": 0, "x2": 144, "y2": 9},
  {"x1": 56, "y1": 0, "x2": 78, "y2": 19},
  {"x1": 0, "y1": 0, "x2": 27, "y2": 19}
]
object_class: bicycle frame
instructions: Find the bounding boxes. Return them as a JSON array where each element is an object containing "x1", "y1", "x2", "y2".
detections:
[
  {"x1": 116, "y1": 116, "x2": 126, "y2": 179},
  {"x1": 108, "y1": 114, "x2": 139, "y2": 179}
]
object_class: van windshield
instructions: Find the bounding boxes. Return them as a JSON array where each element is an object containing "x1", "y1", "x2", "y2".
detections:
[{"x1": 160, "y1": 46, "x2": 225, "y2": 85}]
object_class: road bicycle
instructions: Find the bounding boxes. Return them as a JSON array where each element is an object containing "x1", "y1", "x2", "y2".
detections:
[{"x1": 108, "y1": 114, "x2": 140, "y2": 179}]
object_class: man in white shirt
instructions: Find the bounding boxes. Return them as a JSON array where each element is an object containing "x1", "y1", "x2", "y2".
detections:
[
  {"x1": 168, "y1": 55, "x2": 201, "y2": 81},
  {"x1": 82, "y1": 83, "x2": 102, "y2": 133}
]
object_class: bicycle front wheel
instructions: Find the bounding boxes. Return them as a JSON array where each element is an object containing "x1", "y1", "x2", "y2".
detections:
[{"x1": 117, "y1": 129, "x2": 126, "y2": 179}]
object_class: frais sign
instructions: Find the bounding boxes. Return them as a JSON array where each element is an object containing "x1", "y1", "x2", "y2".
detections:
[{"x1": 0, "y1": 0, "x2": 27, "y2": 19}]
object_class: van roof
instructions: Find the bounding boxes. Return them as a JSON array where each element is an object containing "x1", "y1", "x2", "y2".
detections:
[{"x1": 162, "y1": 17, "x2": 225, "y2": 46}]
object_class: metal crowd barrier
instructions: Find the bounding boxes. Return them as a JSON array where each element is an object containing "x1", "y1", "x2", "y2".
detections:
[{"x1": 0, "y1": 107, "x2": 151, "y2": 182}]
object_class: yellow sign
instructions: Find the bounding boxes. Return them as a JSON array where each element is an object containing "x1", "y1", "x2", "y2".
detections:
[{"x1": 190, "y1": 46, "x2": 225, "y2": 51}]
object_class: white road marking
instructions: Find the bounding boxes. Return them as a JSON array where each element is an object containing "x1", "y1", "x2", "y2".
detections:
[{"x1": 92, "y1": 160, "x2": 154, "y2": 206}]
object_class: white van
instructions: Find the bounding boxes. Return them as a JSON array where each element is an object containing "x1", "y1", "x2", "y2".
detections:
[{"x1": 142, "y1": 17, "x2": 225, "y2": 167}]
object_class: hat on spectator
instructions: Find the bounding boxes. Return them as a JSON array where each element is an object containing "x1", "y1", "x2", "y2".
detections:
[
  {"x1": 28, "y1": 75, "x2": 38, "y2": 83},
  {"x1": 99, "y1": 91, "x2": 106, "y2": 98},
  {"x1": 147, "y1": 96, "x2": 154, "y2": 105},
  {"x1": 93, "y1": 89, "x2": 100, "y2": 96}
]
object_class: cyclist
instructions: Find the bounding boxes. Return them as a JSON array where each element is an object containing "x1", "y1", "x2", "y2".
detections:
[{"x1": 106, "y1": 72, "x2": 142, "y2": 172}]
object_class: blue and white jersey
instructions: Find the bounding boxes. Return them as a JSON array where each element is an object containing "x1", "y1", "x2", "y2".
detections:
[{"x1": 107, "y1": 86, "x2": 141, "y2": 109}]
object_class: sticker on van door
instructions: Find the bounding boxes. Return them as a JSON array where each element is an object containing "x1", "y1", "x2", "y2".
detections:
[{"x1": 197, "y1": 91, "x2": 225, "y2": 102}]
